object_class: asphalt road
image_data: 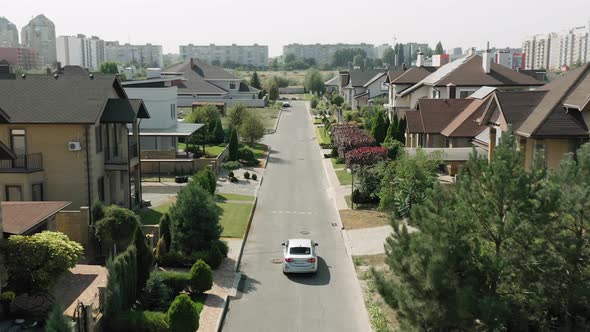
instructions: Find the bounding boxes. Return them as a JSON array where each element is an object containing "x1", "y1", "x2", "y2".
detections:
[{"x1": 223, "y1": 101, "x2": 371, "y2": 332}]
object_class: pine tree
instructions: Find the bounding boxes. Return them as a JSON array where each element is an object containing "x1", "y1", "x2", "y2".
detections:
[
  {"x1": 250, "y1": 71, "x2": 262, "y2": 89},
  {"x1": 370, "y1": 110, "x2": 388, "y2": 144},
  {"x1": 228, "y1": 128, "x2": 239, "y2": 161},
  {"x1": 213, "y1": 117, "x2": 225, "y2": 144},
  {"x1": 396, "y1": 116, "x2": 407, "y2": 143},
  {"x1": 133, "y1": 226, "x2": 153, "y2": 292},
  {"x1": 386, "y1": 113, "x2": 399, "y2": 142},
  {"x1": 434, "y1": 41, "x2": 444, "y2": 55},
  {"x1": 159, "y1": 213, "x2": 172, "y2": 252}
]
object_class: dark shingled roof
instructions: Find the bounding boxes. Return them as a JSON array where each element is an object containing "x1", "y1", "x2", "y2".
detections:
[
  {"x1": 399, "y1": 55, "x2": 543, "y2": 97},
  {"x1": 188, "y1": 58, "x2": 240, "y2": 80},
  {"x1": 518, "y1": 63, "x2": 590, "y2": 137},
  {"x1": 407, "y1": 99, "x2": 473, "y2": 134},
  {"x1": 345, "y1": 69, "x2": 384, "y2": 87},
  {"x1": 164, "y1": 61, "x2": 228, "y2": 95},
  {"x1": 494, "y1": 91, "x2": 547, "y2": 130},
  {"x1": 391, "y1": 66, "x2": 437, "y2": 85},
  {"x1": 2, "y1": 201, "x2": 71, "y2": 235},
  {"x1": 441, "y1": 96, "x2": 492, "y2": 137},
  {"x1": 100, "y1": 99, "x2": 150, "y2": 123},
  {"x1": 0, "y1": 73, "x2": 129, "y2": 124}
]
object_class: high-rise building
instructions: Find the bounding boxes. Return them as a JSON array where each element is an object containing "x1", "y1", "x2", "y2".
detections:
[
  {"x1": 0, "y1": 17, "x2": 19, "y2": 48},
  {"x1": 375, "y1": 44, "x2": 391, "y2": 59},
  {"x1": 282, "y1": 43, "x2": 376, "y2": 66},
  {"x1": 179, "y1": 44, "x2": 268, "y2": 67},
  {"x1": 57, "y1": 34, "x2": 105, "y2": 70},
  {"x1": 402, "y1": 42, "x2": 429, "y2": 66},
  {"x1": 21, "y1": 14, "x2": 56, "y2": 67},
  {"x1": 523, "y1": 24, "x2": 590, "y2": 70},
  {"x1": 522, "y1": 34, "x2": 551, "y2": 70},
  {"x1": 104, "y1": 42, "x2": 163, "y2": 68}
]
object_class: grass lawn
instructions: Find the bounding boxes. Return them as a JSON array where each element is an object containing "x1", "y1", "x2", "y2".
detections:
[
  {"x1": 216, "y1": 193, "x2": 255, "y2": 202},
  {"x1": 138, "y1": 199, "x2": 175, "y2": 225},
  {"x1": 335, "y1": 169, "x2": 352, "y2": 186},
  {"x1": 219, "y1": 200, "x2": 254, "y2": 238},
  {"x1": 339, "y1": 209, "x2": 390, "y2": 230},
  {"x1": 241, "y1": 143, "x2": 267, "y2": 159},
  {"x1": 315, "y1": 126, "x2": 331, "y2": 145},
  {"x1": 220, "y1": 107, "x2": 280, "y2": 133},
  {"x1": 331, "y1": 157, "x2": 345, "y2": 169},
  {"x1": 177, "y1": 142, "x2": 226, "y2": 158}
]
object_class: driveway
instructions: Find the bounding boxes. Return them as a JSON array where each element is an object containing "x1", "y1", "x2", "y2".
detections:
[{"x1": 222, "y1": 102, "x2": 371, "y2": 331}]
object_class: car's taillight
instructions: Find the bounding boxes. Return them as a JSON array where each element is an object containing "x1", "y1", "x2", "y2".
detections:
[
  {"x1": 285, "y1": 258, "x2": 294, "y2": 262},
  {"x1": 308, "y1": 258, "x2": 316, "y2": 263}
]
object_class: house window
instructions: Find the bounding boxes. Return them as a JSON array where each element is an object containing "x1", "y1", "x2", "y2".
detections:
[
  {"x1": 459, "y1": 90, "x2": 475, "y2": 98},
  {"x1": 32, "y1": 183, "x2": 43, "y2": 201},
  {"x1": 5, "y1": 185, "x2": 23, "y2": 201},
  {"x1": 10, "y1": 129, "x2": 26, "y2": 155},
  {"x1": 229, "y1": 81, "x2": 236, "y2": 90},
  {"x1": 432, "y1": 89, "x2": 440, "y2": 99},
  {"x1": 97, "y1": 177, "x2": 105, "y2": 202},
  {"x1": 95, "y1": 125, "x2": 103, "y2": 153}
]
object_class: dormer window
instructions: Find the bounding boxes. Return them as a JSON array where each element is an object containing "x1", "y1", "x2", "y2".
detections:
[{"x1": 230, "y1": 81, "x2": 236, "y2": 89}]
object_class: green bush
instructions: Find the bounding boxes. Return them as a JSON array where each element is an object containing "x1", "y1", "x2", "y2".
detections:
[
  {"x1": 310, "y1": 98, "x2": 319, "y2": 109},
  {"x1": 192, "y1": 168, "x2": 217, "y2": 195},
  {"x1": 133, "y1": 227, "x2": 153, "y2": 293},
  {"x1": 157, "y1": 251, "x2": 188, "y2": 268},
  {"x1": 94, "y1": 205, "x2": 140, "y2": 248},
  {"x1": 110, "y1": 310, "x2": 169, "y2": 332},
  {"x1": 228, "y1": 171, "x2": 234, "y2": 178},
  {"x1": 91, "y1": 200, "x2": 105, "y2": 223},
  {"x1": 212, "y1": 240, "x2": 229, "y2": 257},
  {"x1": 158, "y1": 271, "x2": 190, "y2": 295},
  {"x1": 230, "y1": 176, "x2": 238, "y2": 183},
  {"x1": 140, "y1": 273, "x2": 171, "y2": 312},
  {"x1": 206, "y1": 246, "x2": 224, "y2": 270},
  {"x1": 238, "y1": 147, "x2": 259, "y2": 166},
  {"x1": 159, "y1": 214, "x2": 171, "y2": 252},
  {"x1": 167, "y1": 294, "x2": 199, "y2": 332},
  {"x1": 104, "y1": 246, "x2": 138, "y2": 319},
  {"x1": 244, "y1": 171, "x2": 250, "y2": 179},
  {"x1": 222, "y1": 161, "x2": 243, "y2": 172},
  {"x1": 252, "y1": 174, "x2": 258, "y2": 181},
  {"x1": 189, "y1": 259, "x2": 213, "y2": 294},
  {"x1": 228, "y1": 128, "x2": 239, "y2": 161},
  {"x1": 45, "y1": 305, "x2": 72, "y2": 332}
]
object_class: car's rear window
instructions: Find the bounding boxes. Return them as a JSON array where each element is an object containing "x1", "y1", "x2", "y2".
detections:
[{"x1": 289, "y1": 247, "x2": 311, "y2": 255}]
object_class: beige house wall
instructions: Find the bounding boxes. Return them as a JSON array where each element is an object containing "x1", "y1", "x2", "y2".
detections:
[
  {"x1": 523, "y1": 138, "x2": 576, "y2": 170},
  {"x1": 53, "y1": 207, "x2": 91, "y2": 247},
  {"x1": 0, "y1": 124, "x2": 89, "y2": 208}
]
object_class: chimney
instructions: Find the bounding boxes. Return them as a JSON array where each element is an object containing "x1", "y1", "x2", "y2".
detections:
[
  {"x1": 482, "y1": 43, "x2": 492, "y2": 74},
  {"x1": 416, "y1": 50, "x2": 424, "y2": 67},
  {"x1": 446, "y1": 83, "x2": 456, "y2": 99}
]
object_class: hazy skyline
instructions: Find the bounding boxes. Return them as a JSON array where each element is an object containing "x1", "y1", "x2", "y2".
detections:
[{"x1": 4, "y1": 0, "x2": 590, "y2": 57}]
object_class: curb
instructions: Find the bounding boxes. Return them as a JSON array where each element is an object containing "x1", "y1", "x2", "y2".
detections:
[
  {"x1": 233, "y1": 196, "x2": 258, "y2": 272},
  {"x1": 215, "y1": 295, "x2": 231, "y2": 332},
  {"x1": 267, "y1": 108, "x2": 283, "y2": 135}
]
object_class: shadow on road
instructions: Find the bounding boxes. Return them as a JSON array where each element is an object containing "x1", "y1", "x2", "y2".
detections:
[
  {"x1": 268, "y1": 156, "x2": 290, "y2": 165},
  {"x1": 286, "y1": 257, "x2": 331, "y2": 286},
  {"x1": 237, "y1": 274, "x2": 261, "y2": 296}
]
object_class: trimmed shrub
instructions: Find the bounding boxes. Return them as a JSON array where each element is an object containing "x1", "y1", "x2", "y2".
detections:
[
  {"x1": 91, "y1": 200, "x2": 105, "y2": 224},
  {"x1": 110, "y1": 310, "x2": 169, "y2": 332},
  {"x1": 310, "y1": 98, "x2": 319, "y2": 109},
  {"x1": 159, "y1": 214, "x2": 171, "y2": 252},
  {"x1": 206, "y1": 246, "x2": 224, "y2": 270},
  {"x1": 238, "y1": 147, "x2": 259, "y2": 166},
  {"x1": 45, "y1": 305, "x2": 72, "y2": 332},
  {"x1": 212, "y1": 240, "x2": 229, "y2": 258},
  {"x1": 158, "y1": 271, "x2": 190, "y2": 295},
  {"x1": 157, "y1": 250, "x2": 188, "y2": 268},
  {"x1": 228, "y1": 171, "x2": 234, "y2": 178},
  {"x1": 222, "y1": 161, "x2": 243, "y2": 172},
  {"x1": 192, "y1": 168, "x2": 217, "y2": 195},
  {"x1": 189, "y1": 259, "x2": 213, "y2": 294},
  {"x1": 104, "y1": 246, "x2": 138, "y2": 319},
  {"x1": 95, "y1": 205, "x2": 140, "y2": 249},
  {"x1": 228, "y1": 128, "x2": 239, "y2": 161},
  {"x1": 244, "y1": 171, "x2": 250, "y2": 179},
  {"x1": 230, "y1": 176, "x2": 238, "y2": 183},
  {"x1": 133, "y1": 226, "x2": 153, "y2": 293},
  {"x1": 252, "y1": 174, "x2": 258, "y2": 181},
  {"x1": 167, "y1": 294, "x2": 200, "y2": 332},
  {"x1": 140, "y1": 273, "x2": 171, "y2": 311}
]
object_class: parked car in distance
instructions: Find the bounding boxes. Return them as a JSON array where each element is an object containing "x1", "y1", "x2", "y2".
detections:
[
  {"x1": 282, "y1": 101, "x2": 291, "y2": 107},
  {"x1": 282, "y1": 239, "x2": 318, "y2": 274}
]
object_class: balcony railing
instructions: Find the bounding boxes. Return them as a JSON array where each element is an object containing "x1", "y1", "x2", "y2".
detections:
[{"x1": 0, "y1": 153, "x2": 43, "y2": 172}]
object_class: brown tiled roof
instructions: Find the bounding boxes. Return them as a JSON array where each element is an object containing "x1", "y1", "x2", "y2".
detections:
[
  {"x1": 518, "y1": 63, "x2": 590, "y2": 136},
  {"x1": 2, "y1": 201, "x2": 71, "y2": 235},
  {"x1": 164, "y1": 61, "x2": 228, "y2": 95},
  {"x1": 407, "y1": 99, "x2": 473, "y2": 134},
  {"x1": 405, "y1": 110, "x2": 424, "y2": 133},
  {"x1": 495, "y1": 91, "x2": 547, "y2": 130},
  {"x1": 391, "y1": 66, "x2": 437, "y2": 85},
  {"x1": 386, "y1": 70, "x2": 406, "y2": 83},
  {"x1": 345, "y1": 69, "x2": 384, "y2": 87},
  {"x1": 441, "y1": 97, "x2": 490, "y2": 137},
  {"x1": 437, "y1": 56, "x2": 544, "y2": 86}
]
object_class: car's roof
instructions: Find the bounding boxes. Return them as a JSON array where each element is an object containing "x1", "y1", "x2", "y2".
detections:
[{"x1": 288, "y1": 238, "x2": 312, "y2": 247}]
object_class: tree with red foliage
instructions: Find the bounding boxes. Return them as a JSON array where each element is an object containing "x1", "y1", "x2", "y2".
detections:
[{"x1": 345, "y1": 146, "x2": 388, "y2": 168}]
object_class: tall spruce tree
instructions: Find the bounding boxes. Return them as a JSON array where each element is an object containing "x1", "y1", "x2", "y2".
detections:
[
  {"x1": 371, "y1": 110, "x2": 388, "y2": 144},
  {"x1": 386, "y1": 113, "x2": 399, "y2": 142},
  {"x1": 434, "y1": 41, "x2": 444, "y2": 55},
  {"x1": 250, "y1": 71, "x2": 262, "y2": 89},
  {"x1": 212, "y1": 117, "x2": 225, "y2": 144},
  {"x1": 228, "y1": 128, "x2": 239, "y2": 161}
]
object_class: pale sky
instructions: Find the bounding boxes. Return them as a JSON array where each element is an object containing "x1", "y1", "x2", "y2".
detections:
[{"x1": 3, "y1": 0, "x2": 590, "y2": 57}]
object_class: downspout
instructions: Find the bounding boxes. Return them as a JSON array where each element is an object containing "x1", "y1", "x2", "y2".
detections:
[
  {"x1": 137, "y1": 119, "x2": 143, "y2": 208},
  {"x1": 126, "y1": 125, "x2": 132, "y2": 210},
  {"x1": 85, "y1": 125, "x2": 93, "y2": 223}
]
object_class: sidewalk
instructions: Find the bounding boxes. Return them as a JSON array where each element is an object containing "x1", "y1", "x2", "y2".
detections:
[{"x1": 197, "y1": 239, "x2": 241, "y2": 332}]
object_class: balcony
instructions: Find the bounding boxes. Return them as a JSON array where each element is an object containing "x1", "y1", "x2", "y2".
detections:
[{"x1": 0, "y1": 153, "x2": 43, "y2": 172}]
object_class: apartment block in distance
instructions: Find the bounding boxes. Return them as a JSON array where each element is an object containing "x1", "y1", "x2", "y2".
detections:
[
  {"x1": 283, "y1": 43, "x2": 376, "y2": 65},
  {"x1": 57, "y1": 35, "x2": 105, "y2": 71},
  {"x1": 20, "y1": 14, "x2": 57, "y2": 67},
  {"x1": 179, "y1": 44, "x2": 268, "y2": 67},
  {"x1": 0, "y1": 47, "x2": 38, "y2": 70},
  {"x1": 0, "y1": 17, "x2": 19, "y2": 48},
  {"x1": 105, "y1": 41, "x2": 163, "y2": 68},
  {"x1": 523, "y1": 23, "x2": 590, "y2": 70}
]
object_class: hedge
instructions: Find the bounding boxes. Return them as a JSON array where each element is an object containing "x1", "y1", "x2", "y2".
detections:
[
  {"x1": 157, "y1": 271, "x2": 190, "y2": 295},
  {"x1": 110, "y1": 310, "x2": 169, "y2": 332}
]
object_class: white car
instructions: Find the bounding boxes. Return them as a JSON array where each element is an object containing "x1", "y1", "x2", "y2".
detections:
[
  {"x1": 282, "y1": 239, "x2": 318, "y2": 274},
  {"x1": 282, "y1": 101, "x2": 291, "y2": 108}
]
